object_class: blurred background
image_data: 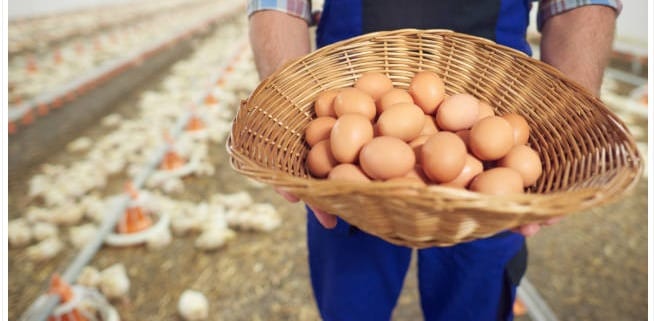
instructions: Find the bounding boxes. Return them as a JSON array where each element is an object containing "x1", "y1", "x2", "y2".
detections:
[{"x1": 7, "y1": 0, "x2": 648, "y2": 320}]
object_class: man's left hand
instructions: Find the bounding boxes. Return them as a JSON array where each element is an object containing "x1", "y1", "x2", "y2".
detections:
[{"x1": 512, "y1": 217, "x2": 563, "y2": 237}]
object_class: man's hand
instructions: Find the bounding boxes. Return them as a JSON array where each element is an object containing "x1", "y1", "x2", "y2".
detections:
[
  {"x1": 275, "y1": 187, "x2": 338, "y2": 229},
  {"x1": 511, "y1": 217, "x2": 563, "y2": 237}
]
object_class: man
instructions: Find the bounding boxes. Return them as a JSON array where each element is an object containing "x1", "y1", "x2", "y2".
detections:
[{"x1": 247, "y1": 1, "x2": 620, "y2": 320}]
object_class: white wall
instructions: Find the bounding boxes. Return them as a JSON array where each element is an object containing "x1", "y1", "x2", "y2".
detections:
[{"x1": 614, "y1": 1, "x2": 648, "y2": 48}]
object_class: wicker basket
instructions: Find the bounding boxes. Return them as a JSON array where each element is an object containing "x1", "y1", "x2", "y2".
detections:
[{"x1": 227, "y1": 29, "x2": 642, "y2": 248}]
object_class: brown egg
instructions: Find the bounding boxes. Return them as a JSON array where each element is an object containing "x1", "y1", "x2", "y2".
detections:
[
  {"x1": 377, "y1": 88, "x2": 414, "y2": 114},
  {"x1": 436, "y1": 94, "x2": 480, "y2": 131},
  {"x1": 360, "y1": 137, "x2": 416, "y2": 180},
  {"x1": 328, "y1": 164, "x2": 371, "y2": 182},
  {"x1": 377, "y1": 103, "x2": 425, "y2": 141},
  {"x1": 404, "y1": 166, "x2": 430, "y2": 183},
  {"x1": 469, "y1": 116, "x2": 514, "y2": 161},
  {"x1": 408, "y1": 71, "x2": 446, "y2": 114},
  {"x1": 314, "y1": 89, "x2": 339, "y2": 117},
  {"x1": 330, "y1": 114, "x2": 374, "y2": 163},
  {"x1": 498, "y1": 145, "x2": 542, "y2": 186},
  {"x1": 469, "y1": 167, "x2": 524, "y2": 195},
  {"x1": 455, "y1": 130, "x2": 471, "y2": 150},
  {"x1": 354, "y1": 72, "x2": 394, "y2": 101},
  {"x1": 333, "y1": 88, "x2": 376, "y2": 120},
  {"x1": 420, "y1": 115, "x2": 439, "y2": 136},
  {"x1": 305, "y1": 117, "x2": 336, "y2": 147},
  {"x1": 502, "y1": 113, "x2": 530, "y2": 145},
  {"x1": 409, "y1": 135, "x2": 430, "y2": 164},
  {"x1": 477, "y1": 101, "x2": 495, "y2": 121},
  {"x1": 421, "y1": 132, "x2": 467, "y2": 183},
  {"x1": 441, "y1": 154, "x2": 483, "y2": 188},
  {"x1": 307, "y1": 140, "x2": 338, "y2": 178}
]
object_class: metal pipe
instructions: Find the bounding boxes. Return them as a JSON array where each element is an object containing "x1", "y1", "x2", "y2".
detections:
[{"x1": 517, "y1": 278, "x2": 560, "y2": 321}]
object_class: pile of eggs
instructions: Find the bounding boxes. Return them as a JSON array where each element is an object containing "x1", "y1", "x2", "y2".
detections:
[{"x1": 304, "y1": 71, "x2": 542, "y2": 195}]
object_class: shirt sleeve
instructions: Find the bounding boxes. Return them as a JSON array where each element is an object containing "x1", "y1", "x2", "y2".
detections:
[
  {"x1": 247, "y1": 0, "x2": 312, "y2": 24},
  {"x1": 537, "y1": 0, "x2": 623, "y2": 31}
]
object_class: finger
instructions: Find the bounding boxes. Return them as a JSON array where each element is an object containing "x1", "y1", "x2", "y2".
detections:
[
  {"x1": 274, "y1": 187, "x2": 300, "y2": 203},
  {"x1": 308, "y1": 204, "x2": 338, "y2": 229},
  {"x1": 543, "y1": 216, "x2": 563, "y2": 226},
  {"x1": 512, "y1": 223, "x2": 541, "y2": 237}
]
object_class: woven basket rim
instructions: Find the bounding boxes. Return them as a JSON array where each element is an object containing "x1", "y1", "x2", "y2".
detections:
[{"x1": 253, "y1": 28, "x2": 606, "y2": 111}]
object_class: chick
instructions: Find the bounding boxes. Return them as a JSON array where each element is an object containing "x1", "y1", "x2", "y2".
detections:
[{"x1": 178, "y1": 290, "x2": 209, "y2": 321}]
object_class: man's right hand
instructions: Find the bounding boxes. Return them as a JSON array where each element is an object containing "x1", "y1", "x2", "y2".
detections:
[{"x1": 275, "y1": 187, "x2": 338, "y2": 229}]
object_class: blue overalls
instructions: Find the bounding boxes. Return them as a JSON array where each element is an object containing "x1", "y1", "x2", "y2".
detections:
[{"x1": 308, "y1": 1, "x2": 532, "y2": 320}]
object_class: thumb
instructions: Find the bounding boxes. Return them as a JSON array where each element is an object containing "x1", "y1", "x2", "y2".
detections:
[{"x1": 308, "y1": 204, "x2": 338, "y2": 229}]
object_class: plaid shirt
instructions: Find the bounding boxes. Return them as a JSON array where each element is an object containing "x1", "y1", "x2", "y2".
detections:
[{"x1": 247, "y1": 0, "x2": 622, "y2": 29}]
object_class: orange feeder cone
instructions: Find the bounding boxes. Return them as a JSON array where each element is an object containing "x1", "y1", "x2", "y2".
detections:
[
  {"x1": 37, "y1": 103, "x2": 50, "y2": 116},
  {"x1": 513, "y1": 297, "x2": 527, "y2": 317},
  {"x1": 118, "y1": 206, "x2": 153, "y2": 234},
  {"x1": 53, "y1": 97, "x2": 64, "y2": 109},
  {"x1": 12, "y1": 95, "x2": 23, "y2": 106},
  {"x1": 161, "y1": 150, "x2": 185, "y2": 170},
  {"x1": 54, "y1": 50, "x2": 63, "y2": 64},
  {"x1": 21, "y1": 110, "x2": 35, "y2": 126},
  {"x1": 204, "y1": 93, "x2": 217, "y2": 105},
  {"x1": 8, "y1": 121, "x2": 17, "y2": 135},
  {"x1": 160, "y1": 132, "x2": 185, "y2": 170},
  {"x1": 65, "y1": 91, "x2": 76, "y2": 102},
  {"x1": 27, "y1": 57, "x2": 38, "y2": 74},
  {"x1": 48, "y1": 274, "x2": 88, "y2": 321},
  {"x1": 186, "y1": 115, "x2": 205, "y2": 131},
  {"x1": 117, "y1": 183, "x2": 153, "y2": 234}
]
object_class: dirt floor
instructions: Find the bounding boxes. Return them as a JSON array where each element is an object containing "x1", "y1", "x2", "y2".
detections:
[{"x1": 8, "y1": 28, "x2": 648, "y2": 321}]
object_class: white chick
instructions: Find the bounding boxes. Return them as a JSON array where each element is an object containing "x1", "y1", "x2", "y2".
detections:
[
  {"x1": 67, "y1": 137, "x2": 93, "y2": 152},
  {"x1": 52, "y1": 204, "x2": 85, "y2": 225},
  {"x1": 226, "y1": 203, "x2": 281, "y2": 232},
  {"x1": 99, "y1": 264, "x2": 130, "y2": 300},
  {"x1": 8, "y1": 219, "x2": 32, "y2": 247},
  {"x1": 212, "y1": 192, "x2": 253, "y2": 210},
  {"x1": 26, "y1": 237, "x2": 63, "y2": 261},
  {"x1": 146, "y1": 227, "x2": 172, "y2": 249},
  {"x1": 81, "y1": 195, "x2": 107, "y2": 223},
  {"x1": 171, "y1": 214, "x2": 205, "y2": 236},
  {"x1": 25, "y1": 206, "x2": 51, "y2": 223},
  {"x1": 77, "y1": 266, "x2": 101, "y2": 288},
  {"x1": 101, "y1": 114, "x2": 122, "y2": 127},
  {"x1": 69, "y1": 224, "x2": 98, "y2": 249},
  {"x1": 178, "y1": 290, "x2": 209, "y2": 321},
  {"x1": 43, "y1": 189, "x2": 71, "y2": 208},
  {"x1": 162, "y1": 177, "x2": 185, "y2": 194},
  {"x1": 28, "y1": 174, "x2": 50, "y2": 198},
  {"x1": 249, "y1": 203, "x2": 282, "y2": 232},
  {"x1": 32, "y1": 222, "x2": 58, "y2": 241},
  {"x1": 194, "y1": 227, "x2": 235, "y2": 251}
]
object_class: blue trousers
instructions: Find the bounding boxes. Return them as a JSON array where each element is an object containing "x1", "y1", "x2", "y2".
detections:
[{"x1": 307, "y1": 208, "x2": 527, "y2": 321}]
